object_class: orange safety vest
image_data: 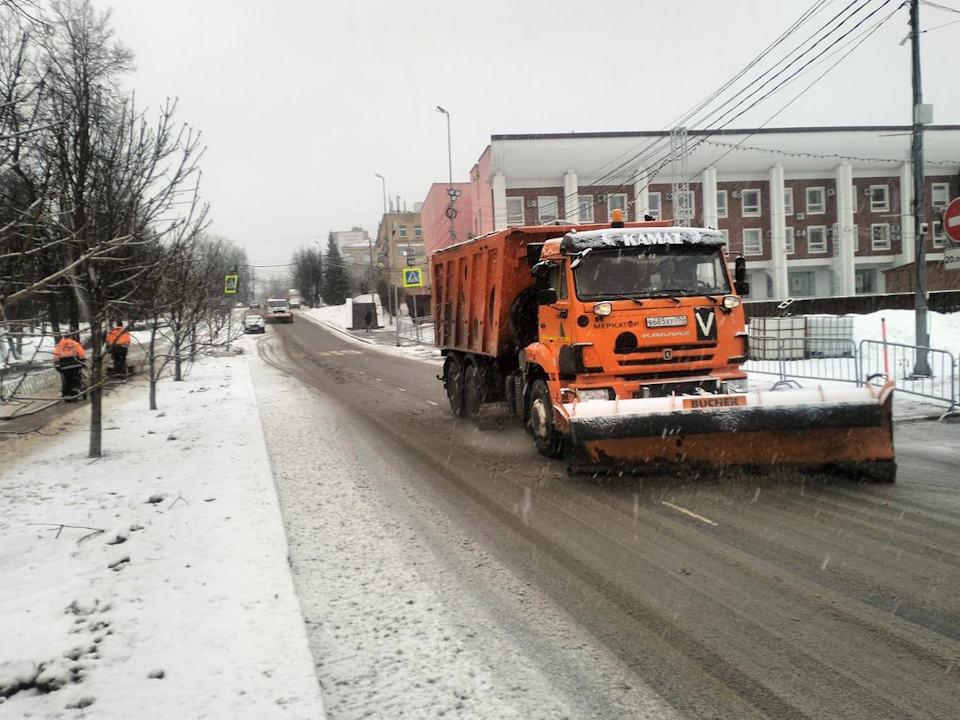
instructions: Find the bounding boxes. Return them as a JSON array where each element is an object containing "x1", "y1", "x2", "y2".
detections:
[
  {"x1": 53, "y1": 338, "x2": 86, "y2": 361},
  {"x1": 106, "y1": 326, "x2": 131, "y2": 347}
]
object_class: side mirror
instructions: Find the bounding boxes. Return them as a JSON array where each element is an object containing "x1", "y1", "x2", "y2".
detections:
[
  {"x1": 734, "y1": 256, "x2": 750, "y2": 296},
  {"x1": 537, "y1": 288, "x2": 558, "y2": 306}
]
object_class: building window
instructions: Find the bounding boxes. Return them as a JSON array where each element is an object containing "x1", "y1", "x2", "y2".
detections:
[
  {"x1": 932, "y1": 221, "x2": 948, "y2": 248},
  {"x1": 856, "y1": 268, "x2": 877, "y2": 294},
  {"x1": 871, "y1": 223, "x2": 891, "y2": 251},
  {"x1": 806, "y1": 187, "x2": 826, "y2": 214},
  {"x1": 672, "y1": 190, "x2": 695, "y2": 221},
  {"x1": 783, "y1": 188, "x2": 794, "y2": 216},
  {"x1": 506, "y1": 197, "x2": 524, "y2": 226},
  {"x1": 608, "y1": 193, "x2": 628, "y2": 220},
  {"x1": 716, "y1": 190, "x2": 728, "y2": 219},
  {"x1": 399, "y1": 225, "x2": 407, "y2": 239},
  {"x1": 789, "y1": 270, "x2": 816, "y2": 297},
  {"x1": 648, "y1": 192, "x2": 662, "y2": 218},
  {"x1": 743, "y1": 228, "x2": 762, "y2": 256},
  {"x1": 414, "y1": 225, "x2": 422, "y2": 238},
  {"x1": 741, "y1": 189, "x2": 761, "y2": 217},
  {"x1": 578, "y1": 195, "x2": 594, "y2": 223},
  {"x1": 785, "y1": 226, "x2": 795, "y2": 255},
  {"x1": 869, "y1": 185, "x2": 890, "y2": 212},
  {"x1": 931, "y1": 183, "x2": 950, "y2": 210},
  {"x1": 808, "y1": 225, "x2": 827, "y2": 253},
  {"x1": 538, "y1": 196, "x2": 558, "y2": 224}
]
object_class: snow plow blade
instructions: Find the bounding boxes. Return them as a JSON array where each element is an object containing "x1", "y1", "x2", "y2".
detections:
[{"x1": 562, "y1": 383, "x2": 896, "y2": 482}]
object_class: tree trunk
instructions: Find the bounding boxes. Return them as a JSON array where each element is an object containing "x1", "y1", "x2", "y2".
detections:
[{"x1": 148, "y1": 325, "x2": 158, "y2": 410}]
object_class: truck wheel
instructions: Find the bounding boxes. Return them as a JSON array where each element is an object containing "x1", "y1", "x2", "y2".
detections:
[
  {"x1": 445, "y1": 357, "x2": 466, "y2": 417},
  {"x1": 529, "y1": 379, "x2": 563, "y2": 458},
  {"x1": 464, "y1": 364, "x2": 481, "y2": 419}
]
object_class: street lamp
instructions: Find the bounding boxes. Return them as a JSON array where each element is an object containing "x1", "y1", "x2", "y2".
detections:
[{"x1": 436, "y1": 106, "x2": 455, "y2": 246}]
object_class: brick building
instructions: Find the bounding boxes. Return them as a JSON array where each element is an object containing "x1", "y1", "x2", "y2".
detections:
[{"x1": 465, "y1": 126, "x2": 960, "y2": 300}]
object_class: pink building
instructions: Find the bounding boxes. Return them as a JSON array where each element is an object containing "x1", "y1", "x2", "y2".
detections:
[{"x1": 420, "y1": 148, "x2": 495, "y2": 257}]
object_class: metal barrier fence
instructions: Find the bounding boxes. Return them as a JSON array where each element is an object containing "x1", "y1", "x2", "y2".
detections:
[
  {"x1": 745, "y1": 335, "x2": 958, "y2": 412},
  {"x1": 858, "y1": 339, "x2": 957, "y2": 410},
  {"x1": 395, "y1": 318, "x2": 435, "y2": 345},
  {"x1": 745, "y1": 336, "x2": 860, "y2": 384}
]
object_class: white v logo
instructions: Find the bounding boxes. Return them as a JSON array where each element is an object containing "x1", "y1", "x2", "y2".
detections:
[{"x1": 695, "y1": 310, "x2": 715, "y2": 337}]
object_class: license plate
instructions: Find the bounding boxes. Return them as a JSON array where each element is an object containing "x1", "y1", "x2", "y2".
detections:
[{"x1": 647, "y1": 315, "x2": 687, "y2": 328}]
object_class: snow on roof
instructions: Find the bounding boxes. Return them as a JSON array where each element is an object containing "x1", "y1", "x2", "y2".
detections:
[{"x1": 560, "y1": 227, "x2": 726, "y2": 252}]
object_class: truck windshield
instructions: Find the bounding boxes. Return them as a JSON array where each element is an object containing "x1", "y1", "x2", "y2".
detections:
[
  {"x1": 267, "y1": 300, "x2": 287, "y2": 309},
  {"x1": 571, "y1": 245, "x2": 731, "y2": 301}
]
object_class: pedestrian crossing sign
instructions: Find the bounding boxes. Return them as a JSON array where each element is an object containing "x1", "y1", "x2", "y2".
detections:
[
  {"x1": 403, "y1": 268, "x2": 423, "y2": 287},
  {"x1": 224, "y1": 274, "x2": 238, "y2": 294}
]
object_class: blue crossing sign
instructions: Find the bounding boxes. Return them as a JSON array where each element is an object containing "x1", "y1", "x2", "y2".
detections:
[{"x1": 403, "y1": 268, "x2": 424, "y2": 287}]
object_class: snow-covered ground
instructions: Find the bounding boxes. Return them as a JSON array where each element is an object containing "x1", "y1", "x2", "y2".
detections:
[
  {"x1": 1, "y1": 303, "x2": 956, "y2": 718},
  {"x1": 0, "y1": 348, "x2": 324, "y2": 719}
]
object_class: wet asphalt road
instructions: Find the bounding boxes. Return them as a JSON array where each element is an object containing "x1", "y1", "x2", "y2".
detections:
[{"x1": 258, "y1": 316, "x2": 959, "y2": 720}]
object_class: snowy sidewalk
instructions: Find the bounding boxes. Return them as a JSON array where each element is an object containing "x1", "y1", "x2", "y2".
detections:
[{"x1": 0, "y1": 351, "x2": 325, "y2": 719}]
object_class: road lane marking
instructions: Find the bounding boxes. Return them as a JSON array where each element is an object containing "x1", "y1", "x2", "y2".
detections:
[
  {"x1": 426, "y1": 400, "x2": 438, "y2": 406},
  {"x1": 661, "y1": 501, "x2": 718, "y2": 526},
  {"x1": 397, "y1": 387, "x2": 406, "y2": 392}
]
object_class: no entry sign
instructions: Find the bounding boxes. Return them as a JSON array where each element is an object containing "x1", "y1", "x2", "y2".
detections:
[{"x1": 944, "y1": 197, "x2": 960, "y2": 244}]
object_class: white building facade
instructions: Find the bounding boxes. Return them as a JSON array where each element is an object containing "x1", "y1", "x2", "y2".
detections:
[{"x1": 484, "y1": 127, "x2": 960, "y2": 300}]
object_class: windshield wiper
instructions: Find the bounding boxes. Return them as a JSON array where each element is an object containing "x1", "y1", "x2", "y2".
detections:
[{"x1": 645, "y1": 290, "x2": 685, "y2": 304}]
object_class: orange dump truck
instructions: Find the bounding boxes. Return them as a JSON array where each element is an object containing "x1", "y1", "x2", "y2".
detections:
[{"x1": 431, "y1": 216, "x2": 895, "y2": 481}]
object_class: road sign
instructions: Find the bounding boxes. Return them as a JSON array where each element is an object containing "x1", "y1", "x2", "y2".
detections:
[
  {"x1": 945, "y1": 247, "x2": 960, "y2": 271},
  {"x1": 944, "y1": 197, "x2": 960, "y2": 244},
  {"x1": 402, "y1": 268, "x2": 423, "y2": 287},
  {"x1": 223, "y1": 274, "x2": 238, "y2": 294}
]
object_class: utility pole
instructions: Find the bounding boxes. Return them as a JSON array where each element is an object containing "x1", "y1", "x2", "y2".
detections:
[{"x1": 910, "y1": 0, "x2": 931, "y2": 376}]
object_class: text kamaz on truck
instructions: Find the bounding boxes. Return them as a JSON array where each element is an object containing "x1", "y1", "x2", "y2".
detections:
[{"x1": 431, "y1": 214, "x2": 895, "y2": 482}]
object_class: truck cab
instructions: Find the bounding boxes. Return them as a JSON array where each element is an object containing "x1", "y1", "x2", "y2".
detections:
[{"x1": 527, "y1": 227, "x2": 750, "y2": 404}]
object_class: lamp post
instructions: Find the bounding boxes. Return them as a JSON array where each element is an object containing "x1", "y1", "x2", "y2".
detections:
[
  {"x1": 374, "y1": 173, "x2": 388, "y2": 320},
  {"x1": 436, "y1": 106, "x2": 456, "y2": 246}
]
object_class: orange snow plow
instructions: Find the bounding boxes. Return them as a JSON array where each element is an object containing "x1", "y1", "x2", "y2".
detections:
[
  {"x1": 433, "y1": 214, "x2": 897, "y2": 483},
  {"x1": 561, "y1": 382, "x2": 896, "y2": 482}
]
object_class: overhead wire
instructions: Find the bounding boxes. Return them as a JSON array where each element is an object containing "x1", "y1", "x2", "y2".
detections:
[{"x1": 546, "y1": 0, "x2": 900, "y2": 220}]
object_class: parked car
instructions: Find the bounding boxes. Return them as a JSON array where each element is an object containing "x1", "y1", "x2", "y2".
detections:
[
  {"x1": 243, "y1": 315, "x2": 266, "y2": 334},
  {"x1": 249, "y1": 301, "x2": 261, "y2": 310}
]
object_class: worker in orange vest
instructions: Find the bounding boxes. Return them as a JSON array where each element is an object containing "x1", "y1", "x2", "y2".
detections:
[
  {"x1": 106, "y1": 322, "x2": 132, "y2": 376},
  {"x1": 53, "y1": 333, "x2": 86, "y2": 400}
]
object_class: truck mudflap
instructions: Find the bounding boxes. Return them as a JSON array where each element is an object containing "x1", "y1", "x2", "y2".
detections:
[{"x1": 560, "y1": 383, "x2": 896, "y2": 482}]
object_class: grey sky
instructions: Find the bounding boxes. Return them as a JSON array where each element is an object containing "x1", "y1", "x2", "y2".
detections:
[{"x1": 102, "y1": 0, "x2": 959, "y2": 276}]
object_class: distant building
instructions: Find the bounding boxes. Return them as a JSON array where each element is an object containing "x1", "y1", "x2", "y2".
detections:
[
  {"x1": 462, "y1": 126, "x2": 960, "y2": 300},
  {"x1": 331, "y1": 228, "x2": 374, "y2": 290},
  {"x1": 374, "y1": 209, "x2": 425, "y2": 313}
]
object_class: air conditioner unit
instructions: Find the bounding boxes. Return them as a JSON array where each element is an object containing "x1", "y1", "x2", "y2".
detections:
[
  {"x1": 795, "y1": 213, "x2": 805, "y2": 221},
  {"x1": 732, "y1": 190, "x2": 742, "y2": 198},
  {"x1": 795, "y1": 230, "x2": 806, "y2": 238},
  {"x1": 827, "y1": 188, "x2": 836, "y2": 197},
  {"x1": 526, "y1": 200, "x2": 536, "y2": 208}
]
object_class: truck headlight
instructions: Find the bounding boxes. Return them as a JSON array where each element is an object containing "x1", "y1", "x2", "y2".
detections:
[
  {"x1": 577, "y1": 388, "x2": 614, "y2": 402},
  {"x1": 593, "y1": 301, "x2": 612, "y2": 317},
  {"x1": 722, "y1": 295, "x2": 741, "y2": 309}
]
